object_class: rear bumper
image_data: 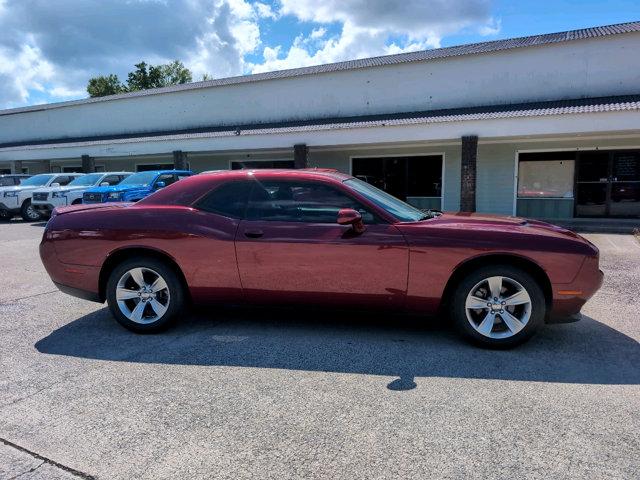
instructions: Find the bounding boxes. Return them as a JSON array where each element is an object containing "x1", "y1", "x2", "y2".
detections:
[
  {"x1": 53, "y1": 281, "x2": 101, "y2": 302},
  {"x1": 40, "y1": 239, "x2": 102, "y2": 303}
]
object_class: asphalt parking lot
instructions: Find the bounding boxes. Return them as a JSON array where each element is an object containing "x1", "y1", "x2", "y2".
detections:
[{"x1": 0, "y1": 221, "x2": 638, "y2": 479}]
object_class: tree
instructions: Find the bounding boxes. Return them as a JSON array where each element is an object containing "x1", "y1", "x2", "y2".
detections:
[
  {"x1": 87, "y1": 60, "x2": 194, "y2": 97},
  {"x1": 86, "y1": 74, "x2": 125, "y2": 97},
  {"x1": 161, "y1": 60, "x2": 192, "y2": 86}
]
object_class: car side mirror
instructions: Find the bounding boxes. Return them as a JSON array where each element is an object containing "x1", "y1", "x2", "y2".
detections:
[
  {"x1": 337, "y1": 208, "x2": 366, "y2": 233},
  {"x1": 100, "y1": 182, "x2": 109, "y2": 187},
  {"x1": 155, "y1": 181, "x2": 166, "y2": 189},
  {"x1": 50, "y1": 183, "x2": 60, "y2": 188}
]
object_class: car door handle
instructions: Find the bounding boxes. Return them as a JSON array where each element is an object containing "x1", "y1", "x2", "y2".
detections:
[{"x1": 244, "y1": 229, "x2": 264, "y2": 238}]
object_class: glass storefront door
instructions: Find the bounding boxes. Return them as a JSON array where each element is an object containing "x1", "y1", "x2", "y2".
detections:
[
  {"x1": 610, "y1": 151, "x2": 640, "y2": 217},
  {"x1": 576, "y1": 150, "x2": 640, "y2": 217}
]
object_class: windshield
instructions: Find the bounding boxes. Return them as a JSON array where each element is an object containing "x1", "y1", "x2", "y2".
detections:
[
  {"x1": 18, "y1": 174, "x2": 55, "y2": 187},
  {"x1": 68, "y1": 174, "x2": 102, "y2": 186},
  {"x1": 118, "y1": 171, "x2": 157, "y2": 186},
  {"x1": 345, "y1": 178, "x2": 428, "y2": 222}
]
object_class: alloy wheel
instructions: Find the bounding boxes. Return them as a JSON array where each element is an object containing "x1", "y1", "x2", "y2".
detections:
[
  {"x1": 115, "y1": 267, "x2": 170, "y2": 324},
  {"x1": 464, "y1": 275, "x2": 532, "y2": 339},
  {"x1": 26, "y1": 204, "x2": 40, "y2": 220}
]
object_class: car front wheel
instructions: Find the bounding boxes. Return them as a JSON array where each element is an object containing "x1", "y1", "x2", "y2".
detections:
[
  {"x1": 450, "y1": 265, "x2": 545, "y2": 348},
  {"x1": 21, "y1": 199, "x2": 41, "y2": 221},
  {"x1": 106, "y1": 257, "x2": 185, "y2": 333}
]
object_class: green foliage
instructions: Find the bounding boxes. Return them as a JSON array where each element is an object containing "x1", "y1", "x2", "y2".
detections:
[
  {"x1": 87, "y1": 60, "x2": 194, "y2": 97},
  {"x1": 86, "y1": 74, "x2": 125, "y2": 97}
]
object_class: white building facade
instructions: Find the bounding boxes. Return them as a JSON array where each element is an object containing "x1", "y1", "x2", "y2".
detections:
[{"x1": 1, "y1": 21, "x2": 639, "y2": 219}]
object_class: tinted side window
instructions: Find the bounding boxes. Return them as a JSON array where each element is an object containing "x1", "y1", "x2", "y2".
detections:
[
  {"x1": 102, "y1": 175, "x2": 122, "y2": 186},
  {"x1": 54, "y1": 176, "x2": 74, "y2": 186},
  {"x1": 197, "y1": 181, "x2": 253, "y2": 218},
  {"x1": 0, "y1": 177, "x2": 14, "y2": 186},
  {"x1": 246, "y1": 180, "x2": 378, "y2": 223},
  {"x1": 155, "y1": 174, "x2": 177, "y2": 187}
]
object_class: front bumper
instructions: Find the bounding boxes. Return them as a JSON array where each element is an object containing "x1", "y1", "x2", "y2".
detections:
[
  {"x1": 0, "y1": 201, "x2": 20, "y2": 214},
  {"x1": 548, "y1": 255, "x2": 604, "y2": 322},
  {"x1": 33, "y1": 203, "x2": 57, "y2": 214}
]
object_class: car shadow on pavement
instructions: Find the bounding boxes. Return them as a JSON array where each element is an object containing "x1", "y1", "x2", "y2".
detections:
[{"x1": 35, "y1": 306, "x2": 640, "y2": 389}]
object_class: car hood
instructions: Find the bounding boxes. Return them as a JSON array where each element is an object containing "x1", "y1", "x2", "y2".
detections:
[
  {"x1": 0, "y1": 185, "x2": 38, "y2": 193},
  {"x1": 408, "y1": 211, "x2": 585, "y2": 240},
  {"x1": 85, "y1": 184, "x2": 148, "y2": 194},
  {"x1": 33, "y1": 185, "x2": 88, "y2": 194}
]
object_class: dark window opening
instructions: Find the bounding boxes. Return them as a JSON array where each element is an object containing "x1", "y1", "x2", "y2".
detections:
[
  {"x1": 231, "y1": 160, "x2": 295, "y2": 170},
  {"x1": 137, "y1": 163, "x2": 174, "y2": 172},
  {"x1": 351, "y1": 156, "x2": 442, "y2": 201}
]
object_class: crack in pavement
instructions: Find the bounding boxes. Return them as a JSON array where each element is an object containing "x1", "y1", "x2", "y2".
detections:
[
  {"x1": 0, "y1": 290, "x2": 59, "y2": 305},
  {"x1": 0, "y1": 437, "x2": 95, "y2": 479},
  {"x1": 8, "y1": 459, "x2": 45, "y2": 480}
]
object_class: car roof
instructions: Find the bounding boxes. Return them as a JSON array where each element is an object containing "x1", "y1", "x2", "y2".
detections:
[
  {"x1": 134, "y1": 170, "x2": 192, "y2": 175},
  {"x1": 197, "y1": 168, "x2": 352, "y2": 182},
  {"x1": 140, "y1": 168, "x2": 353, "y2": 207},
  {"x1": 0, "y1": 174, "x2": 31, "y2": 177}
]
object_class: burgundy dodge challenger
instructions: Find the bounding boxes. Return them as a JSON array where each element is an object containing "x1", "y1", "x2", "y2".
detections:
[{"x1": 40, "y1": 169, "x2": 603, "y2": 347}]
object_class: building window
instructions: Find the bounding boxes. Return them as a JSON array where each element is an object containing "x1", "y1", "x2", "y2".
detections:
[
  {"x1": 352, "y1": 155, "x2": 442, "y2": 201},
  {"x1": 137, "y1": 163, "x2": 174, "y2": 172},
  {"x1": 63, "y1": 166, "x2": 83, "y2": 173},
  {"x1": 517, "y1": 156, "x2": 575, "y2": 198},
  {"x1": 231, "y1": 160, "x2": 295, "y2": 170}
]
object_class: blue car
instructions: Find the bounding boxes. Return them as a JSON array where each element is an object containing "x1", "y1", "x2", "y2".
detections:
[{"x1": 83, "y1": 170, "x2": 193, "y2": 204}]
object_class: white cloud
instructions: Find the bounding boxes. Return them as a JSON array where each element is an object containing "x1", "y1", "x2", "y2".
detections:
[
  {"x1": 254, "y1": 1, "x2": 277, "y2": 20},
  {"x1": 0, "y1": 0, "x2": 263, "y2": 107},
  {"x1": 0, "y1": 42, "x2": 54, "y2": 107},
  {"x1": 251, "y1": 0, "x2": 495, "y2": 73},
  {"x1": 310, "y1": 27, "x2": 327, "y2": 39},
  {"x1": 479, "y1": 17, "x2": 501, "y2": 36}
]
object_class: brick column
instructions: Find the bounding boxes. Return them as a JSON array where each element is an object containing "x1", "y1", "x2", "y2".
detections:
[
  {"x1": 293, "y1": 144, "x2": 308, "y2": 169},
  {"x1": 173, "y1": 150, "x2": 188, "y2": 170},
  {"x1": 81, "y1": 155, "x2": 95, "y2": 173},
  {"x1": 460, "y1": 135, "x2": 478, "y2": 212},
  {"x1": 12, "y1": 160, "x2": 22, "y2": 174}
]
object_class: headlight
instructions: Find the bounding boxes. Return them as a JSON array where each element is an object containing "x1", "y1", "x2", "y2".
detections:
[
  {"x1": 4, "y1": 191, "x2": 18, "y2": 197},
  {"x1": 52, "y1": 192, "x2": 66, "y2": 198},
  {"x1": 108, "y1": 192, "x2": 122, "y2": 200}
]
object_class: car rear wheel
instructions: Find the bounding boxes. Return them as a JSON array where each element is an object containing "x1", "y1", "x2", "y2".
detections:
[
  {"x1": 106, "y1": 257, "x2": 185, "y2": 333},
  {"x1": 20, "y1": 199, "x2": 41, "y2": 221},
  {"x1": 450, "y1": 265, "x2": 545, "y2": 348}
]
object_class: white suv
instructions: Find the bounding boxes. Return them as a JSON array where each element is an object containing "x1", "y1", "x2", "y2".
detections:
[
  {"x1": 0, "y1": 173, "x2": 84, "y2": 221},
  {"x1": 32, "y1": 172, "x2": 132, "y2": 217}
]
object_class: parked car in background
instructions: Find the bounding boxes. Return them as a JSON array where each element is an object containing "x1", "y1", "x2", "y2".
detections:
[
  {"x1": 0, "y1": 173, "x2": 84, "y2": 221},
  {"x1": 82, "y1": 170, "x2": 192, "y2": 204},
  {"x1": 0, "y1": 174, "x2": 31, "y2": 187},
  {"x1": 41, "y1": 169, "x2": 603, "y2": 348},
  {"x1": 32, "y1": 172, "x2": 132, "y2": 217}
]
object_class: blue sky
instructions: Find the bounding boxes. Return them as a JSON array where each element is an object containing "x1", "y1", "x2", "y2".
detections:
[{"x1": 0, "y1": 0, "x2": 638, "y2": 109}]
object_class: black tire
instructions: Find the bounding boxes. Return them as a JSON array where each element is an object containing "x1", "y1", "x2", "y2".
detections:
[
  {"x1": 106, "y1": 256, "x2": 186, "y2": 333},
  {"x1": 20, "y1": 199, "x2": 41, "y2": 221},
  {"x1": 450, "y1": 264, "x2": 545, "y2": 348},
  {"x1": 0, "y1": 209, "x2": 11, "y2": 221}
]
